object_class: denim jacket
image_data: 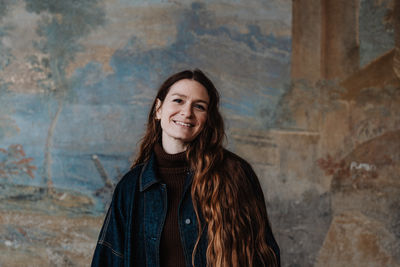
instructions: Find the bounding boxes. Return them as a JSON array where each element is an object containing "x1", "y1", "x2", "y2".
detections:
[{"x1": 91, "y1": 152, "x2": 280, "y2": 267}]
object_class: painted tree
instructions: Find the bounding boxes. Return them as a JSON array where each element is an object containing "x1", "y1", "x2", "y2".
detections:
[
  {"x1": 0, "y1": 0, "x2": 19, "y2": 139},
  {"x1": 24, "y1": 0, "x2": 106, "y2": 193},
  {"x1": 0, "y1": 144, "x2": 37, "y2": 180},
  {"x1": 0, "y1": 0, "x2": 15, "y2": 74}
]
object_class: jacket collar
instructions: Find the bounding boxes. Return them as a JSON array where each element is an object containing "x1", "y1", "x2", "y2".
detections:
[
  {"x1": 138, "y1": 152, "x2": 195, "y2": 192},
  {"x1": 139, "y1": 153, "x2": 161, "y2": 192}
]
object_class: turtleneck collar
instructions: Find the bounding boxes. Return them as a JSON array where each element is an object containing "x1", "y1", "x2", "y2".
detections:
[{"x1": 154, "y1": 142, "x2": 188, "y2": 169}]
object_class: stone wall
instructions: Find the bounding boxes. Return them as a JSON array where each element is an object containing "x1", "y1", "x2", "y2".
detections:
[{"x1": 272, "y1": 0, "x2": 400, "y2": 265}]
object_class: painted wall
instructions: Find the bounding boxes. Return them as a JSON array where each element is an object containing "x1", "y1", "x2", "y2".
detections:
[{"x1": 0, "y1": 0, "x2": 398, "y2": 266}]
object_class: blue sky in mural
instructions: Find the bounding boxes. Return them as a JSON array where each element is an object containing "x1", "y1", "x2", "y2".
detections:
[
  {"x1": 0, "y1": 1, "x2": 291, "y2": 202},
  {"x1": 72, "y1": 2, "x2": 291, "y2": 123}
]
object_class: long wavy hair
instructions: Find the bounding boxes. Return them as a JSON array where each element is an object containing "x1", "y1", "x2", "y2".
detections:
[{"x1": 133, "y1": 69, "x2": 277, "y2": 266}]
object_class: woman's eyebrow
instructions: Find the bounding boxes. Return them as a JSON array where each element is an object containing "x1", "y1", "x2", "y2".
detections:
[
  {"x1": 170, "y1": 93, "x2": 187, "y2": 98},
  {"x1": 170, "y1": 93, "x2": 209, "y2": 104}
]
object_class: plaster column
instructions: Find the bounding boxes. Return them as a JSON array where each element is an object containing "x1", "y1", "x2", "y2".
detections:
[
  {"x1": 321, "y1": 0, "x2": 360, "y2": 80},
  {"x1": 291, "y1": 0, "x2": 323, "y2": 83}
]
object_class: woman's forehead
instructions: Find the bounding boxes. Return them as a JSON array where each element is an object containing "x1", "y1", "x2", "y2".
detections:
[{"x1": 167, "y1": 79, "x2": 209, "y2": 102}]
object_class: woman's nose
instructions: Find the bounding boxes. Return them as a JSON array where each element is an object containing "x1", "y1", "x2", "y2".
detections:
[{"x1": 180, "y1": 103, "x2": 193, "y2": 117}]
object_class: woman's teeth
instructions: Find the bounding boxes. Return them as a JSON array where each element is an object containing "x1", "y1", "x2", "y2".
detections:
[{"x1": 175, "y1": 121, "x2": 192, "y2": 127}]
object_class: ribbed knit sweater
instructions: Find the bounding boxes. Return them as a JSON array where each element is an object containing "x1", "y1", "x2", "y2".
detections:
[{"x1": 154, "y1": 143, "x2": 189, "y2": 267}]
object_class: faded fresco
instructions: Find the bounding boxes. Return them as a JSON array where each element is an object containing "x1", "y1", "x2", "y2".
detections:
[{"x1": 0, "y1": 0, "x2": 398, "y2": 266}]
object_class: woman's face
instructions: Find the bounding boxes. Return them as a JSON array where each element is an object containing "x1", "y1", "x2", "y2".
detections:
[{"x1": 156, "y1": 79, "x2": 209, "y2": 152}]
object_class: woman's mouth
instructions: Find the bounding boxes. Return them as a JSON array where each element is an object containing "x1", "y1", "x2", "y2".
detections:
[{"x1": 174, "y1": 120, "x2": 193, "y2": 127}]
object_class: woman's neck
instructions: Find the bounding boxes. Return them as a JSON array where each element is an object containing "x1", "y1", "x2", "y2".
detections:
[
  {"x1": 154, "y1": 143, "x2": 187, "y2": 168},
  {"x1": 162, "y1": 142, "x2": 186, "y2": 154},
  {"x1": 161, "y1": 135, "x2": 188, "y2": 154}
]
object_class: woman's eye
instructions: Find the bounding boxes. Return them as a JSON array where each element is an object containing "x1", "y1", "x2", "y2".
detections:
[
  {"x1": 194, "y1": 104, "x2": 206, "y2": 111},
  {"x1": 173, "y1": 98, "x2": 183, "y2": 103}
]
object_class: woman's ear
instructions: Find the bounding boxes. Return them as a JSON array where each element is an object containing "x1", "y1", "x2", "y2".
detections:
[{"x1": 155, "y1": 98, "x2": 162, "y2": 120}]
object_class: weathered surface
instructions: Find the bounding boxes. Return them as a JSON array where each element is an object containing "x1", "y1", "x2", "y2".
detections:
[
  {"x1": 1, "y1": 0, "x2": 399, "y2": 266},
  {"x1": 0, "y1": 210, "x2": 102, "y2": 267},
  {"x1": 282, "y1": 0, "x2": 400, "y2": 265},
  {"x1": 316, "y1": 212, "x2": 399, "y2": 267},
  {"x1": 321, "y1": 130, "x2": 400, "y2": 266}
]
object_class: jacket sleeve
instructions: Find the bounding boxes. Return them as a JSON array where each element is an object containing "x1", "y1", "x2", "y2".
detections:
[
  {"x1": 240, "y1": 158, "x2": 281, "y2": 267},
  {"x1": 91, "y1": 181, "x2": 128, "y2": 267}
]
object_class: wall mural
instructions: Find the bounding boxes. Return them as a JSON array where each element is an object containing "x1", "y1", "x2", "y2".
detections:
[{"x1": 0, "y1": 0, "x2": 398, "y2": 266}]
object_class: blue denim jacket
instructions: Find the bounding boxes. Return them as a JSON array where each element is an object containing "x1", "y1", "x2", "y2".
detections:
[{"x1": 91, "y1": 152, "x2": 280, "y2": 267}]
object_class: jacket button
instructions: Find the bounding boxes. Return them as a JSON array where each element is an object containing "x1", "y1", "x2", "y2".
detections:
[{"x1": 185, "y1": 218, "x2": 191, "y2": 225}]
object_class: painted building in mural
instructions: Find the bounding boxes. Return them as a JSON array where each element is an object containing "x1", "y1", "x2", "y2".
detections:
[{"x1": 0, "y1": 0, "x2": 399, "y2": 266}]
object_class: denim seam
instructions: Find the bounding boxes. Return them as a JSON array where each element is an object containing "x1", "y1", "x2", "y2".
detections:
[
  {"x1": 98, "y1": 240, "x2": 124, "y2": 258},
  {"x1": 156, "y1": 184, "x2": 168, "y2": 267},
  {"x1": 178, "y1": 177, "x2": 189, "y2": 266},
  {"x1": 144, "y1": 189, "x2": 148, "y2": 267},
  {"x1": 99, "y1": 208, "x2": 112, "y2": 242}
]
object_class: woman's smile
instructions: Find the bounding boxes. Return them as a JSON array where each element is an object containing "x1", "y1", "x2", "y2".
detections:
[{"x1": 173, "y1": 120, "x2": 194, "y2": 128}]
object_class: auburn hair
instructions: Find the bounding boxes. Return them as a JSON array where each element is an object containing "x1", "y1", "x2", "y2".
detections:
[{"x1": 133, "y1": 69, "x2": 277, "y2": 266}]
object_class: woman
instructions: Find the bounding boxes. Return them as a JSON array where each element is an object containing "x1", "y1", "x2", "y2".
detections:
[{"x1": 91, "y1": 69, "x2": 280, "y2": 267}]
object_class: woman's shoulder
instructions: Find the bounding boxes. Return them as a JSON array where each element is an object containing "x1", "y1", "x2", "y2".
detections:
[
  {"x1": 222, "y1": 149, "x2": 253, "y2": 171},
  {"x1": 222, "y1": 149, "x2": 263, "y2": 188},
  {"x1": 114, "y1": 162, "x2": 146, "y2": 191}
]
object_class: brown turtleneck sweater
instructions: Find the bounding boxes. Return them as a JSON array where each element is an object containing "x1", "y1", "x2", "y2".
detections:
[{"x1": 154, "y1": 143, "x2": 189, "y2": 267}]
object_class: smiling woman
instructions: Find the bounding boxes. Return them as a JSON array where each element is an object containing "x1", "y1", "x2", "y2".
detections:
[
  {"x1": 91, "y1": 69, "x2": 280, "y2": 267},
  {"x1": 156, "y1": 79, "x2": 209, "y2": 153}
]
